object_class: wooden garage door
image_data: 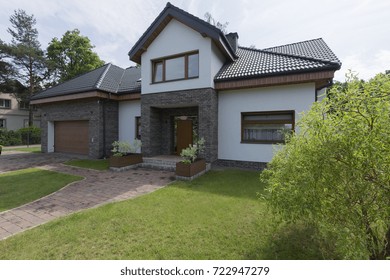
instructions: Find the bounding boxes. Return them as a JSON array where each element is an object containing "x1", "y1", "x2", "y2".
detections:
[{"x1": 54, "y1": 121, "x2": 89, "y2": 155}]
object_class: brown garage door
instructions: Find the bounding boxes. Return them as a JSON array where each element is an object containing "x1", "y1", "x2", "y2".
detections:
[{"x1": 54, "y1": 121, "x2": 89, "y2": 155}]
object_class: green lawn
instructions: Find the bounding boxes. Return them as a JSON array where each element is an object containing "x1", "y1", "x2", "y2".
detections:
[
  {"x1": 64, "y1": 159, "x2": 109, "y2": 170},
  {"x1": 0, "y1": 168, "x2": 83, "y2": 212},
  {"x1": 3, "y1": 146, "x2": 41, "y2": 153},
  {"x1": 0, "y1": 170, "x2": 325, "y2": 260}
]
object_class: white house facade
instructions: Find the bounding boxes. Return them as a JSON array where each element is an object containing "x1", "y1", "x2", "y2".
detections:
[
  {"x1": 0, "y1": 92, "x2": 41, "y2": 131},
  {"x1": 31, "y1": 2, "x2": 341, "y2": 169}
]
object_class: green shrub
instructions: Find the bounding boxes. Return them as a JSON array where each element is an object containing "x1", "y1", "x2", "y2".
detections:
[
  {"x1": 0, "y1": 129, "x2": 22, "y2": 146},
  {"x1": 261, "y1": 72, "x2": 390, "y2": 260},
  {"x1": 18, "y1": 126, "x2": 41, "y2": 144},
  {"x1": 0, "y1": 126, "x2": 41, "y2": 146}
]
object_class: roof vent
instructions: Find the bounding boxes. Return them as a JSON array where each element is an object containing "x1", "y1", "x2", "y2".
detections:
[{"x1": 226, "y1": 32, "x2": 239, "y2": 53}]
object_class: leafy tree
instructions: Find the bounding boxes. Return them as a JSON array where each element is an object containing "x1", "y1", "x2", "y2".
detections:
[
  {"x1": 46, "y1": 29, "x2": 104, "y2": 83},
  {"x1": 260, "y1": 72, "x2": 390, "y2": 259},
  {"x1": 3, "y1": 9, "x2": 46, "y2": 126}
]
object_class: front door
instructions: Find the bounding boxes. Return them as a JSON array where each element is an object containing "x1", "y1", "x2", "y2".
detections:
[{"x1": 176, "y1": 119, "x2": 193, "y2": 155}]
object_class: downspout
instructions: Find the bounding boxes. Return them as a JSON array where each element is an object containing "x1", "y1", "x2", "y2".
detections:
[
  {"x1": 315, "y1": 79, "x2": 333, "y2": 102},
  {"x1": 102, "y1": 92, "x2": 112, "y2": 159},
  {"x1": 102, "y1": 98, "x2": 106, "y2": 158}
]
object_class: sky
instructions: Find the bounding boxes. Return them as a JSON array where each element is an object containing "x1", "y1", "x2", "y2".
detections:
[{"x1": 0, "y1": 0, "x2": 389, "y2": 82}]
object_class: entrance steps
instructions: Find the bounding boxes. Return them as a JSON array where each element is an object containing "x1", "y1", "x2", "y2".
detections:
[{"x1": 142, "y1": 156, "x2": 182, "y2": 171}]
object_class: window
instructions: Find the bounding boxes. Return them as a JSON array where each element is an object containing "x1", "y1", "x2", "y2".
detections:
[
  {"x1": 152, "y1": 51, "x2": 199, "y2": 83},
  {"x1": 19, "y1": 101, "x2": 29, "y2": 110},
  {"x1": 0, "y1": 119, "x2": 6, "y2": 129},
  {"x1": 19, "y1": 101, "x2": 37, "y2": 111},
  {"x1": 241, "y1": 111, "x2": 295, "y2": 144},
  {"x1": 135, "y1": 116, "x2": 141, "y2": 140},
  {"x1": 0, "y1": 99, "x2": 11, "y2": 109}
]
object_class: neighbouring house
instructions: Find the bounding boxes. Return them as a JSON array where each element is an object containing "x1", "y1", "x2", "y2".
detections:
[
  {"x1": 0, "y1": 92, "x2": 41, "y2": 130},
  {"x1": 31, "y1": 2, "x2": 341, "y2": 168}
]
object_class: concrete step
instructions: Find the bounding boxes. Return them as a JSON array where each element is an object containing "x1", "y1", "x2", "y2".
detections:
[{"x1": 142, "y1": 157, "x2": 181, "y2": 171}]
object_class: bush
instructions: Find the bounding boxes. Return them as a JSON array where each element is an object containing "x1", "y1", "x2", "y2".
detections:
[
  {"x1": 18, "y1": 126, "x2": 41, "y2": 145},
  {"x1": 260, "y1": 72, "x2": 390, "y2": 259},
  {"x1": 0, "y1": 129, "x2": 22, "y2": 146},
  {"x1": 0, "y1": 126, "x2": 41, "y2": 146}
]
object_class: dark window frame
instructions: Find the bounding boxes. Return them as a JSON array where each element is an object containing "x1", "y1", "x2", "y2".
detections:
[
  {"x1": 151, "y1": 51, "x2": 199, "y2": 84},
  {"x1": 0, "y1": 118, "x2": 6, "y2": 128},
  {"x1": 241, "y1": 110, "x2": 295, "y2": 144},
  {"x1": 0, "y1": 99, "x2": 11, "y2": 109},
  {"x1": 135, "y1": 116, "x2": 141, "y2": 140}
]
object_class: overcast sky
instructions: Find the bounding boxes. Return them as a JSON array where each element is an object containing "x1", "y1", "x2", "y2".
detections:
[{"x1": 0, "y1": 0, "x2": 389, "y2": 82}]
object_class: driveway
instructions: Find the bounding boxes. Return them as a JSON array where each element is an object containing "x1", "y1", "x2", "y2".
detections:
[{"x1": 0, "y1": 152, "x2": 175, "y2": 240}]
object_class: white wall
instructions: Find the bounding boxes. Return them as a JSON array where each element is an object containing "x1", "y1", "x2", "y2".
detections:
[
  {"x1": 118, "y1": 100, "x2": 141, "y2": 143},
  {"x1": 47, "y1": 121, "x2": 54, "y2": 152},
  {"x1": 141, "y1": 19, "x2": 225, "y2": 94},
  {"x1": 218, "y1": 83, "x2": 316, "y2": 163},
  {"x1": 0, "y1": 92, "x2": 40, "y2": 130}
]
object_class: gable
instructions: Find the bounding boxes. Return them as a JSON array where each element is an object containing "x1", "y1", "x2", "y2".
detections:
[
  {"x1": 128, "y1": 2, "x2": 236, "y2": 64},
  {"x1": 141, "y1": 19, "x2": 226, "y2": 94}
]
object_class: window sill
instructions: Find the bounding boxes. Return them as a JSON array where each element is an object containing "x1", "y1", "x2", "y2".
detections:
[
  {"x1": 241, "y1": 140, "x2": 285, "y2": 145},
  {"x1": 151, "y1": 76, "x2": 199, "y2": 85}
]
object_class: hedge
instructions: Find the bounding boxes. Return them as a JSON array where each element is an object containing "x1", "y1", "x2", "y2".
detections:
[{"x1": 0, "y1": 126, "x2": 41, "y2": 146}]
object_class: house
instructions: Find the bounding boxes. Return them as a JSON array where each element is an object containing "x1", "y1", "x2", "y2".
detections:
[
  {"x1": 0, "y1": 92, "x2": 41, "y2": 130},
  {"x1": 31, "y1": 2, "x2": 341, "y2": 168}
]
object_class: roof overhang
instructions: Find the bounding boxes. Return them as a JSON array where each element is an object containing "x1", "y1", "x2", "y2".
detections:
[
  {"x1": 30, "y1": 91, "x2": 140, "y2": 105},
  {"x1": 128, "y1": 2, "x2": 236, "y2": 64},
  {"x1": 214, "y1": 70, "x2": 336, "y2": 91}
]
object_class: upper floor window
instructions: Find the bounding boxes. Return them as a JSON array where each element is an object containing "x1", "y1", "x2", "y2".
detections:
[
  {"x1": 19, "y1": 101, "x2": 29, "y2": 110},
  {"x1": 152, "y1": 51, "x2": 199, "y2": 83},
  {"x1": 0, "y1": 99, "x2": 11, "y2": 109},
  {"x1": 241, "y1": 111, "x2": 295, "y2": 144},
  {"x1": 18, "y1": 100, "x2": 37, "y2": 111}
]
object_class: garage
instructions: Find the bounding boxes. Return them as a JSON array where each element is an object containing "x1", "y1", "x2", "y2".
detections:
[{"x1": 54, "y1": 121, "x2": 89, "y2": 155}]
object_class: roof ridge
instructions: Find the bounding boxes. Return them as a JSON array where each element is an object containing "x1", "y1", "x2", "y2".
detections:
[
  {"x1": 260, "y1": 48, "x2": 340, "y2": 66},
  {"x1": 262, "y1": 37, "x2": 324, "y2": 51},
  {"x1": 238, "y1": 45, "x2": 337, "y2": 66},
  {"x1": 261, "y1": 38, "x2": 341, "y2": 66},
  {"x1": 95, "y1": 63, "x2": 112, "y2": 89},
  {"x1": 116, "y1": 67, "x2": 127, "y2": 93}
]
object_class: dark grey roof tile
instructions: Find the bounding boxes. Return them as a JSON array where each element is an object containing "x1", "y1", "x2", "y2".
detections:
[
  {"x1": 215, "y1": 38, "x2": 341, "y2": 81},
  {"x1": 32, "y1": 64, "x2": 141, "y2": 100}
]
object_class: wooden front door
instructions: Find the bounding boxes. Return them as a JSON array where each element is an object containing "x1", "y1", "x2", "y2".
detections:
[{"x1": 176, "y1": 119, "x2": 193, "y2": 155}]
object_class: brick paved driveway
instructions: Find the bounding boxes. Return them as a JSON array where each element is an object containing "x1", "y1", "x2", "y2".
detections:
[{"x1": 0, "y1": 152, "x2": 175, "y2": 240}]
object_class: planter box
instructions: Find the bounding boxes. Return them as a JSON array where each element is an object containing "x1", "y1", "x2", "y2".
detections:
[
  {"x1": 109, "y1": 154, "x2": 143, "y2": 168},
  {"x1": 176, "y1": 159, "x2": 206, "y2": 178}
]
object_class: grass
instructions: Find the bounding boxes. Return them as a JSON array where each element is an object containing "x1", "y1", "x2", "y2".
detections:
[
  {"x1": 3, "y1": 146, "x2": 41, "y2": 153},
  {"x1": 0, "y1": 168, "x2": 83, "y2": 212},
  {"x1": 64, "y1": 159, "x2": 109, "y2": 171},
  {"x1": 0, "y1": 170, "x2": 325, "y2": 260}
]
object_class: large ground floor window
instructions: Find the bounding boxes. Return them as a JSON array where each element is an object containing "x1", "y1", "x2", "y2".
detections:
[{"x1": 241, "y1": 110, "x2": 295, "y2": 144}]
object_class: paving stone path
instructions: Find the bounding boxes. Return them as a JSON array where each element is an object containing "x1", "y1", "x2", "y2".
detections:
[{"x1": 0, "y1": 153, "x2": 175, "y2": 240}]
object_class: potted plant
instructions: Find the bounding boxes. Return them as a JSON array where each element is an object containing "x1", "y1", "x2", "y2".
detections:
[
  {"x1": 176, "y1": 138, "x2": 206, "y2": 178},
  {"x1": 109, "y1": 139, "x2": 142, "y2": 168}
]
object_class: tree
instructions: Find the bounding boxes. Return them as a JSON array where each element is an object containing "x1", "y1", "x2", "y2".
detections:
[
  {"x1": 204, "y1": 12, "x2": 229, "y2": 34},
  {"x1": 260, "y1": 72, "x2": 390, "y2": 259},
  {"x1": 0, "y1": 39, "x2": 15, "y2": 87},
  {"x1": 46, "y1": 29, "x2": 104, "y2": 83},
  {"x1": 4, "y1": 9, "x2": 46, "y2": 126}
]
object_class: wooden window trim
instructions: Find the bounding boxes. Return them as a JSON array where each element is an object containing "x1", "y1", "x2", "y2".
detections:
[
  {"x1": 151, "y1": 51, "x2": 199, "y2": 84},
  {"x1": 241, "y1": 110, "x2": 295, "y2": 144}
]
